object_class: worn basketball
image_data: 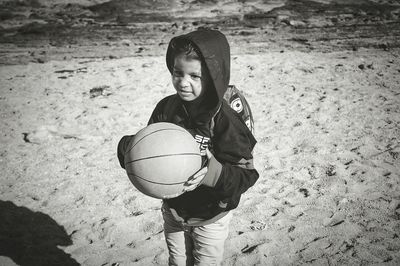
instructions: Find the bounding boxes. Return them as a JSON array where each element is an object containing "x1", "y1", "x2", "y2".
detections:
[{"x1": 124, "y1": 122, "x2": 202, "y2": 199}]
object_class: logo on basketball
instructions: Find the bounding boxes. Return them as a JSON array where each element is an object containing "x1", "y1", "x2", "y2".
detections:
[{"x1": 231, "y1": 98, "x2": 243, "y2": 113}]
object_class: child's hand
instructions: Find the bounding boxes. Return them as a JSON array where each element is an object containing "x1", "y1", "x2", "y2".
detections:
[
  {"x1": 183, "y1": 149, "x2": 212, "y2": 193},
  {"x1": 183, "y1": 167, "x2": 207, "y2": 192}
]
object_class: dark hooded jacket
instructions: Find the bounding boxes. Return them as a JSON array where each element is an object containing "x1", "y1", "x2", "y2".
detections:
[{"x1": 118, "y1": 29, "x2": 259, "y2": 226}]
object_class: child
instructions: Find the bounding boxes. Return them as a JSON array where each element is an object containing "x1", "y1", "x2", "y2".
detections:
[{"x1": 118, "y1": 29, "x2": 259, "y2": 266}]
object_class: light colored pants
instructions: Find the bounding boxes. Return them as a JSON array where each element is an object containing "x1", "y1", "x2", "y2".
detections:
[{"x1": 162, "y1": 205, "x2": 232, "y2": 266}]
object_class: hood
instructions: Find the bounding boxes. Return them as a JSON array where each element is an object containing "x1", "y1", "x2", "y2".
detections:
[{"x1": 166, "y1": 29, "x2": 231, "y2": 105}]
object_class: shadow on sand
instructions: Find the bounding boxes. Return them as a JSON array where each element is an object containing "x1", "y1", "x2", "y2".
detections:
[{"x1": 0, "y1": 200, "x2": 79, "y2": 266}]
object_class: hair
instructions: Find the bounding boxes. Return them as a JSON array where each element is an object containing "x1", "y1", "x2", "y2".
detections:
[{"x1": 169, "y1": 37, "x2": 201, "y2": 61}]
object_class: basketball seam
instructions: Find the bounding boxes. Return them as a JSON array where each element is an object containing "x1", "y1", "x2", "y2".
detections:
[
  {"x1": 125, "y1": 128, "x2": 187, "y2": 154},
  {"x1": 126, "y1": 172, "x2": 188, "y2": 185},
  {"x1": 125, "y1": 153, "x2": 201, "y2": 164}
]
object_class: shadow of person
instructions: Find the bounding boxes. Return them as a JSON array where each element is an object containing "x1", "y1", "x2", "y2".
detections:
[{"x1": 0, "y1": 200, "x2": 79, "y2": 266}]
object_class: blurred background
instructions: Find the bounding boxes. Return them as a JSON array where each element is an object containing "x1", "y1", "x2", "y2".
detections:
[{"x1": 0, "y1": 0, "x2": 399, "y2": 64}]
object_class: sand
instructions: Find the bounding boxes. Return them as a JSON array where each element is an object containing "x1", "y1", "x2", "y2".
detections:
[{"x1": 1, "y1": 0, "x2": 400, "y2": 265}]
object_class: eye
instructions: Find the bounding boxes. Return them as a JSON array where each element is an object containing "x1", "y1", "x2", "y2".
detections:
[
  {"x1": 173, "y1": 70, "x2": 183, "y2": 77},
  {"x1": 191, "y1": 74, "x2": 201, "y2": 80}
]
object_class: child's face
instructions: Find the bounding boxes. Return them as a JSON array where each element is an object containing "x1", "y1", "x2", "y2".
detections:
[{"x1": 172, "y1": 54, "x2": 203, "y2": 101}]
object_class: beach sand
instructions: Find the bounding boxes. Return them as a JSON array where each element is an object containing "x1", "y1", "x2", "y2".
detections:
[{"x1": 1, "y1": 0, "x2": 399, "y2": 265}]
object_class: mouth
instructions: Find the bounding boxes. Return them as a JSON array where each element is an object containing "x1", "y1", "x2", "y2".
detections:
[{"x1": 179, "y1": 90, "x2": 192, "y2": 95}]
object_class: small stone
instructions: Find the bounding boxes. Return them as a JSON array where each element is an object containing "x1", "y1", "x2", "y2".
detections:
[
  {"x1": 289, "y1": 20, "x2": 307, "y2": 27},
  {"x1": 323, "y1": 212, "x2": 345, "y2": 227},
  {"x1": 89, "y1": 85, "x2": 111, "y2": 98},
  {"x1": 120, "y1": 39, "x2": 131, "y2": 46}
]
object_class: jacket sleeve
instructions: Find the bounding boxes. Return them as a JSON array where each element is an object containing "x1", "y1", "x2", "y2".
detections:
[
  {"x1": 203, "y1": 107, "x2": 259, "y2": 205},
  {"x1": 118, "y1": 97, "x2": 169, "y2": 169},
  {"x1": 215, "y1": 160, "x2": 259, "y2": 201},
  {"x1": 117, "y1": 135, "x2": 134, "y2": 169}
]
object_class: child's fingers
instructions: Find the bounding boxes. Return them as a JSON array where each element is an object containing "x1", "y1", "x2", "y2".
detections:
[
  {"x1": 205, "y1": 148, "x2": 213, "y2": 160},
  {"x1": 183, "y1": 184, "x2": 197, "y2": 192},
  {"x1": 183, "y1": 167, "x2": 207, "y2": 192},
  {"x1": 186, "y1": 168, "x2": 206, "y2": 184},
  {"x1": 194, "y1": 166, "x2": 207, "y2": 177}
]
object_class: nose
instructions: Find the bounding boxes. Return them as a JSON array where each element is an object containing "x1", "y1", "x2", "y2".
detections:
[{"x1": 178, "y1": 75, "x2": 190, "y2": 87}]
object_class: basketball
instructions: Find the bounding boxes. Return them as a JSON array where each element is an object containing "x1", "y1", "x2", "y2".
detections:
[{"x1": 124, "y1": 122, "x2": 202, "y2": 199}]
